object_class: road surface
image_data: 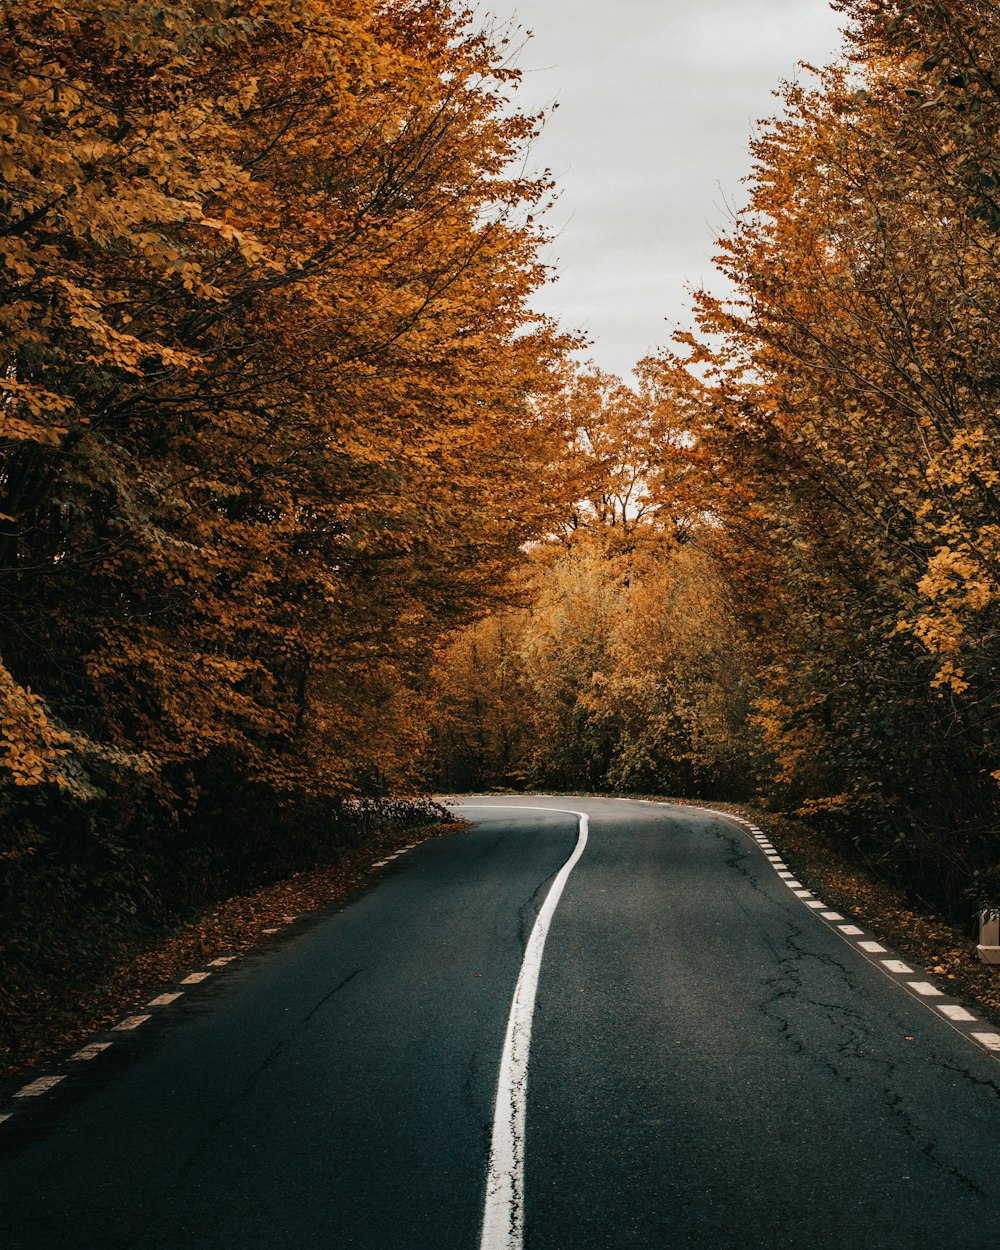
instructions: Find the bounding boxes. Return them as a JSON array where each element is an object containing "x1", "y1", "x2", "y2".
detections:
[{"x1": 1, "y1": 796, "x2": 999, "y2": 1249}]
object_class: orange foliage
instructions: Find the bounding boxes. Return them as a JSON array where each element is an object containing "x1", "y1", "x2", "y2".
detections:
[{"x1": 0, "y1": 1, "x2": 575, "y2": 832}]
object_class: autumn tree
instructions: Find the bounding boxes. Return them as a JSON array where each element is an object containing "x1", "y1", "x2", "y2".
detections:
[
  {"x1": 430, "y1": 610, "x2": 537, "y2": 791},
  {"x1": 0, "y1": 0, "x2": 575, "y2": 932},
  {"x1": 430, "y1": 364, "x2": 760, "y2": 798},
  {"x1": 537, "y1": 365, "x2": 704, "y2": 548},
  {"x1": 655, "y1": 0, "x2": 1000, "y2": 911},
  {"x1": 433, "y1": 0, "x2": 1000, "y2": 919}
]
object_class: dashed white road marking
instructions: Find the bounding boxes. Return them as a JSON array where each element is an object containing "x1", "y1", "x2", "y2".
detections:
[
  {"x1": 15, "y1": 1076, "x2": 64, "y2": 1098},
  {"x1": 0, "y1": 888, "x2": 300, "y2": 1124},
  {"x1": 71, "y1": 1042, "x2": 112, "y2": 1061},
  {"x1": 113, "y1": 1015, "x2": 151, "y2": 1031},
  {"x1": 691, "y1": 803, "x2": 998, "y2": 1065},
  {"x1": 938, "y1": 1005, "x2": 977, "y2": 1022},
  {"x1": 456, "y1": 802, "x2": 589, "y2": 1250}
]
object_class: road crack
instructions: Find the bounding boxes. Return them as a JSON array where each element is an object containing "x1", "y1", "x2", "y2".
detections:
[{"x1": 116, "y1": 967, "x2": 365, "y2": 1249}]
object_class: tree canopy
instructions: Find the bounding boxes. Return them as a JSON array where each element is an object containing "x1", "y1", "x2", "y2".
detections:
[
  {"x1": 0, "y1": 0, "x2": 580, "y2": 988},
  {"x1": 432, "y1": 0, "x2": 1000, "y2": 919}
]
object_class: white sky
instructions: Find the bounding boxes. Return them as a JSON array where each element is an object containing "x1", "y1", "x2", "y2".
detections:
[{"x1": 478, "y1": 0, "x2": 848, "y2": 379}]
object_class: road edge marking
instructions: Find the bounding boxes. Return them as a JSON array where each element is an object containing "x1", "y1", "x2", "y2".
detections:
[{"x1": 679, "y1": 802, "x2": 1000, "y2": 1064}]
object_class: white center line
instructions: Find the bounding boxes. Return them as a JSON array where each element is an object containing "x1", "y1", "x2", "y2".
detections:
[{"x1": 460, "y1": 804, "x2": 589, "y2": 1250}]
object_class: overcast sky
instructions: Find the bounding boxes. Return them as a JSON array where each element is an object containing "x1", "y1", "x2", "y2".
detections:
[{"x1": 477, "y1": 1, "x2": 848, "y2": 379}]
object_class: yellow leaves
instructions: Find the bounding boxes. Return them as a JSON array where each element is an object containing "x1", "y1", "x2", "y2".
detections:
[
  {"x1": 0, "y1": 0, "x2": 574, "y2": 824},
  {"x1": 0, "y1": 663, "x2": 80, "y2": 792},
  {"x1": 929, "y1": 660, "x2": 969, "y2": 696},
  {"x1": 432, "y1": 523, "x2": 755, "y2": 792},
  {"x1": 793, "y1": 795, "x2": 854, "y2": 824},
  {"x1": 904, "y1": 538, "x2": 999, "y2": 692},
  {"x1": 197, "y1": 216, "x2": 283, "y2": 273},
  {"x1": 0, "y1": 413, "x2": 68, "y2": 446},
  {"x1": 749, "y1": 694, "x2": 823, "y2": 789},
  {"x1": 917, "y1": 545, "x2": 995, "y2": 612},
  {"x1": 0, "y1": 377, "x2": 73, "y2": 445},
  {"x1": 214, "y1": 78, "x2": 261, "y2": 115}
]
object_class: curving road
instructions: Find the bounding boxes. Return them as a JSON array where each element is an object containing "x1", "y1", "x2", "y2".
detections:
[{"x1": 1, "y1": 797, "x2": 999, "y2": 1249}]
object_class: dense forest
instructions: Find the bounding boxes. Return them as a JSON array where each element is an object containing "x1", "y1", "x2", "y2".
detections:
[
  {"x1": 1, "y1": 0, "x2": 999, "y2": 1035},
  {"x1": 433, "y1": 0, "x2": 1000, "y2": 919},
  {"x1": 0, "y1": 0, "x2": 580, "y2": 1022}
]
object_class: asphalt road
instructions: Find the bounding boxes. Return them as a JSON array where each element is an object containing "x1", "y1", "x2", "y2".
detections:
[{"x1": 2, "y1": 797, "x2": 999, "y2": 1249}]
